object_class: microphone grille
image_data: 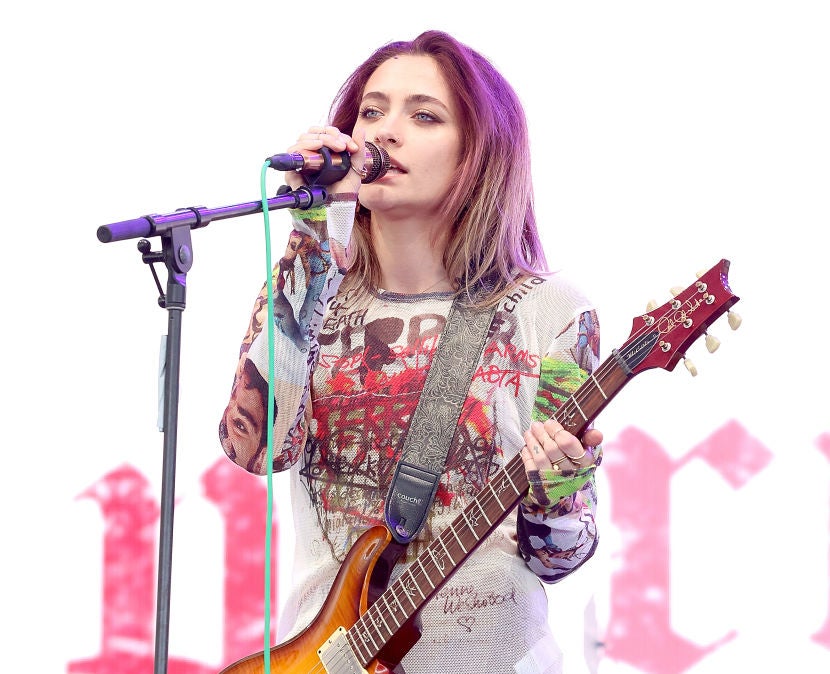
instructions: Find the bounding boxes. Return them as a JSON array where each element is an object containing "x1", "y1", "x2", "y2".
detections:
[{"x1": 363, "y1": 142, "x2": 391, "y2": 183}]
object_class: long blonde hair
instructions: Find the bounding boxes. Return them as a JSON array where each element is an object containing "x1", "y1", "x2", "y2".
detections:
[{"x1": 330, "y1": 31, "x2": 547, "y2": 306}]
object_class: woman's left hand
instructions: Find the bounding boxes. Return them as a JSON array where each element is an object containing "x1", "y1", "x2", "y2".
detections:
[{"x1": 520, "y1": 420, "x2": 603, "y2": 475}]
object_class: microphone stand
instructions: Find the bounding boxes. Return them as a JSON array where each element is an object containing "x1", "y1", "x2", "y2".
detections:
[{"x1": 96, "y1": 184, "x2": 327, "y2": 674}]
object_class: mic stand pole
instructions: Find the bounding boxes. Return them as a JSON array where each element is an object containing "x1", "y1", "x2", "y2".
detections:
[{"x1": 97, "y1": 184, "x2": 327, "y2": 674}]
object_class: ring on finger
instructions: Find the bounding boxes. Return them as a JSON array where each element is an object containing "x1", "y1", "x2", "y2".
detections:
[
  {"x1": 551, "y1": 456, "x2": 569, "y2": 472},
  {"x1": 552, "y1": 428, "x2": 569, "y2": 443},
  {"x1": 563, "y1": 449, "x2": 587, "y2": 464}
]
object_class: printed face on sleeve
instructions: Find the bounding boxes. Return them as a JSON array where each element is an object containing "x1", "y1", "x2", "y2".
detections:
[{"x1": 220, "y1": 358, "x2": 267, "y2": 465}]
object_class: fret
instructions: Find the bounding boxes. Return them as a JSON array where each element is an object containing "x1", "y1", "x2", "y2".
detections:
[
  {"x1": 487, "y1": 481, "x2": 503, "y2": 508},
  {"x1": 476, "y1": 499, "x2": 492, "y2": 526},
  {"x1": 429, "y1": 546, "x2": 446, "y2": 576},
  {"x1": 400, "y1": 574, "x2": 419, "y2": 609},
  {"x1": 346, "y1": 630, "x2": 369, "y2": 660},
  {"x1": 591, "y1": 373, "x2": 608, "y2": 399},
  {"x1": 386, "y1": 585, "x2": 408, "y2": 623},
  {"x1": 461, "y1": 509, "x2": 480, "y2": 540},
  {"x1": 570, "y1": 395, "x2": 588, "y2": 421},
  {"x1": 366, "y1": 595, "x2": 395, "y2": 643},
  {"x1": 376, "y1": 592, "x2": 396, "y2": 632},
  {"x1": 417, "y1": 557, "x2": 435, "y2": 590},
  {"x1": 348, "y1": 624, "x2": 370, "y2": 663},
  {"x1": 438, "y1": 535, "x2": 455, "y2": 564},
  {"x1": 406, "y1": 567, "x2": 427, "y2": 600},
  {"x1": 502, "y1": 470, "x2": 520, "y2": 497},
  {"x1": 359, "y1": 613, "x2": 380, "y2": 652},
  {"x1": 450, "y1": 523, "x2": 468, "y2": 554}
]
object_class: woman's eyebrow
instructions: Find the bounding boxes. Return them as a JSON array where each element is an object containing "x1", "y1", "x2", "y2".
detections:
[{"x1": 361, "y1": 91, "x2": 450, "y2": 111}]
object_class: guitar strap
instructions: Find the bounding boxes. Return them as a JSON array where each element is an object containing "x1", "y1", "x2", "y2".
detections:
[{"x1": 384, "y1": 293, "x2": 499, "y2": 544}]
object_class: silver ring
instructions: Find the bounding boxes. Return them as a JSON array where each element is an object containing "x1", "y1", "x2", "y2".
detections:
[{"x1": 350, "y1": 164, "x2": 367, "y2": 179}]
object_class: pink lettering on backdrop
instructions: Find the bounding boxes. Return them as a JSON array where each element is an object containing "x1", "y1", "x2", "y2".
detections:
[
  {"x1": 812, "y1": 433, "x2": 830, "y2": 649},
  {"x1": 68, "y1": 463, "x2": 277, "y2": 674},
  {"x1": 202, "y1": 459, "x2": 278, "y2": 666},
  {"x1": 69, "y1": 421, "x2": 801, "y2": 673},
  {"x1": 601, "y1": 421, "x2": 772, "y2": 673}
]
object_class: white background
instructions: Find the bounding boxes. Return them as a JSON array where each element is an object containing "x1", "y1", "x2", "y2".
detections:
[{"x1": 2, "y1": 1, "x2": 829, "y2": 672}]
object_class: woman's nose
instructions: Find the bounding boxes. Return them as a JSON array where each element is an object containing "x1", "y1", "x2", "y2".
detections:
[{"x1": 374, "y1": 121, "x2": 400, "y2": 146}]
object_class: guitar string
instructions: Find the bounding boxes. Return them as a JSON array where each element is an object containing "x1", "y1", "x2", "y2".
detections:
[{"x1": 291, "y1": 280, "x2": 721, "y2": 671}]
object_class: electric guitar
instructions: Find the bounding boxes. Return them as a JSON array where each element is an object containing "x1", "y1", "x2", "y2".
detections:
[{"x1": 220, "y1": 259, "x2": 741, "y2": 674}]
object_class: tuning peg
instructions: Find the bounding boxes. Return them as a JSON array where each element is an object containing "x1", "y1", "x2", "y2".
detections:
[
  {"x1": 646, "y1": 299, "x2": 658, "y2": 311},
  {"x1": 728, "y1": 310, "x2": 742, "y2": 330},
  {"x1": 684, "y1": 357, "x2": 698, "y2": 377},
  {"x1": 670, "y1": 286, "x2": 684, "y2": 297},
  {"x1": 696, "y1": 269, "x2": 707, "y2": 278},
  {"x1": 705, "y1": 333, "x2": 720, "y2": 353}
]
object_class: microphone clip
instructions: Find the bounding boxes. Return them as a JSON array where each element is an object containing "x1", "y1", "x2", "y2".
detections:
[{"x1": 307, "y1": 147, "x2": 352, "y2": 186}]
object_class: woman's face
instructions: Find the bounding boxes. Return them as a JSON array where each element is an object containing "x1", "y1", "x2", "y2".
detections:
[{"x1": 353, "y1": 54, "x2": 462, "y2": 221}]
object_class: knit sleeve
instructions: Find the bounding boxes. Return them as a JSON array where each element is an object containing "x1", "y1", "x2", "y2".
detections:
[
  {"x1": 516, "y1": 307, "x2": 602, "y2": 583},
  {"x1": 218, "y1": 197, "x2": 356, "y2": 475}
]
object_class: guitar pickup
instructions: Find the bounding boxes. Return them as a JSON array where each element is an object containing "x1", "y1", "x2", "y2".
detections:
[{"x1": 317, "y1": 626, "x2": 367, "y2": 674}]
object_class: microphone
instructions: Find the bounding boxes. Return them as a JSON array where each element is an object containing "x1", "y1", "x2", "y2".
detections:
[{"x1": 266, "y1": 141, "x2": 390, "y2": 185}]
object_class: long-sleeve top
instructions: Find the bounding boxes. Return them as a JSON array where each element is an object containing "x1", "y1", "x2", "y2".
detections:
[{"x1": 219, "y1": 199, "x2": 602, "y2": 674}]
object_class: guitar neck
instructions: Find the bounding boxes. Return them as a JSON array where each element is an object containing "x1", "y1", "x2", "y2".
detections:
[{"x1": 344, "y1": 353, "x2": 632, "y2": 666}]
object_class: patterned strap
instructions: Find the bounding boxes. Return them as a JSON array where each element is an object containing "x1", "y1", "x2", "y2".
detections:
[{"x1": 384, "y1": 296, "x2": 498, "y2": 544}]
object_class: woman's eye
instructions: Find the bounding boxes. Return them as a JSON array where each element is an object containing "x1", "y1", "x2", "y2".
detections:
[
  {"x1": 359, "y1": 107, "x2": 382, "y2": 119},
  {"x1": 413, "y1": 111, "x2": 437, "y2": 122}
]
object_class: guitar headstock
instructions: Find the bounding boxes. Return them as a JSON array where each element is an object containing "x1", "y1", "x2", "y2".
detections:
[{"x1": 616, "y1": 259, "x2": 740, "y2": 376}]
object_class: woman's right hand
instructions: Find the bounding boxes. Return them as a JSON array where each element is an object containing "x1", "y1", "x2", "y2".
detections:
[{"x1": 284, "y1": 124, "x2": 366, "y2": 196}]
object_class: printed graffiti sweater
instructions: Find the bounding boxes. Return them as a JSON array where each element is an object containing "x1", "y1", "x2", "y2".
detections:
[{"x1": 220, "y1": 200, "x2": 601, "y2": 674}]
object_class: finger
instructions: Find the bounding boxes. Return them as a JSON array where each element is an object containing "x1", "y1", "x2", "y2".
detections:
[
  {"x1": 520, "y1": 445, "x2": 544, "y2": 476},
  {"x1": 542, "y1": 418, "x2": 567, "y2": 439},
  {"x1": 522, "y1": 429, "x2": 551, "y2": 470},
  {"x1": 319, "y1": 125, "x2": 349, "y2": 151},
  {"x1": 350, "y1": 127, "x2": 366, "y2": 168},
  {"x1": 536, "y1": 420, "x2": 569, "y2": 459},
  {"x1": 544, "y1": 420, "x2": 602, "y2": 450},
  {"x1": 288, "y1": 138, "x2": 328, "y2": 153},
  {"x1": 296, "y1": 125, "x2": 326, "y2": 141},
  {"x1": 524, "y1": 422, "x2": 555, "y2": 469},
  {"x1": 538, "y1": 419, "x2": 591, "y2": 468},
  {"x1": 543, "y1": 420, "x2": 579, "y2": 454},
  {"x1": 294, "y1": 126, "x2": 346, "y2": 150},
  {"x1": 583, "y1": 428, "x2": 603, "y2": 448},
  {"x1": 553, "y1": 432, "x2": 590, "y2": 468},
  {"x1": 320, "y1": 125, "x2": 358, "y2": 153}
]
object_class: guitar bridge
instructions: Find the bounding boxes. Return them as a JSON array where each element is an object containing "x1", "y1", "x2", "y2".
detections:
[{"x1": 317, "y1": 626, "x2": 367, "y2": 674}]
